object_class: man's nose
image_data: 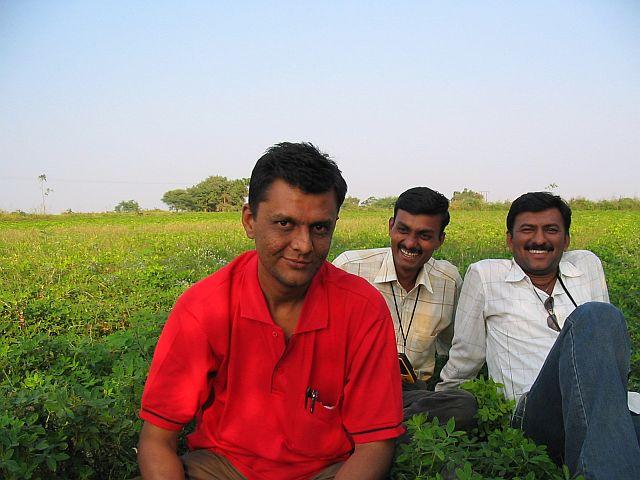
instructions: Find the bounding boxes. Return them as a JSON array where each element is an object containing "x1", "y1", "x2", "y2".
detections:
[
  {"x1": 532, "y1": 228, "x2": 546, "y2": 245},
  {"x1": 291, "y1": 228, "x2": 312, "y2": 253},
  {"x1": 403, "y1": 234, "x2": 418, "y2": 249}
]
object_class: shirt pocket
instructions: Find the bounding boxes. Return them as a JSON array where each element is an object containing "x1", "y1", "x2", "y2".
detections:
[
  {"x1": 287, "y1": 401, "x2": 350, "y2": 458},
  {"x1": 407, "y1": 332, "x2": 436, "y2": 354}
]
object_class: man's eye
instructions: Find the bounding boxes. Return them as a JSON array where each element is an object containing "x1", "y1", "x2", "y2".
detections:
[
  {"x1": 313, "y1": 224, "x2": 329, "y2": 233},
  {"x1": 278, "y1": 220, "x2": 289, "y2": 227}
]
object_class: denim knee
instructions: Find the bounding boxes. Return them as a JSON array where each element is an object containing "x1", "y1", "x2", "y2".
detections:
[
  {"x1": 564, "y1": 301, "x2": 630, "y2": 371},
  {"x1": 566, "y1": 302, "x2": 626, "y2": 337}
]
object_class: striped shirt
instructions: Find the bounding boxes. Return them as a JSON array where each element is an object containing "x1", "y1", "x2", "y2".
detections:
[{"x1": 333, "y1": 247, "x2": 462, "y2": 380}]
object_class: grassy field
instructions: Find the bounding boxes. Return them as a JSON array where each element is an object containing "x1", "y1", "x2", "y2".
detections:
[{"x1": 1, "y1": 209, "x2": 638, "y2": 478}]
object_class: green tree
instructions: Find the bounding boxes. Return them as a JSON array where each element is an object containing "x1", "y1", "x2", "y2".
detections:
[
  {"x1": 342, "y1": 196, "x2": 361, "y2": 209},
  {"x1": 451, "y1": 188, "x2": 485, "y2": 209},
  {"x1": 361, "y1": 196, "x2": 398, "y2": 209},
  {"x1": 162, "y1": 176, "x2": 248, "y2": 212},
  {"x1": 114, "y1": 200, "x2": 141, "y2": 213},
  {"x1": 361, "y1": 196, "x2": 378, "y2": 207},
  {"x1": 161, "y1": 189, "x2": 195, "y2": 211}
]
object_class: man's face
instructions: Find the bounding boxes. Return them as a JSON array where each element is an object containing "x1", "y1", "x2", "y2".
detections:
[
  {"x1": 389, "y1": 209, "x2": 445, "y2": 283},
  {"x1": 242, "y1": 179, "x2": 338, "y2": 295},
  {"x1": 507, "y1": 208, "x2": 570, "y2": 277}
]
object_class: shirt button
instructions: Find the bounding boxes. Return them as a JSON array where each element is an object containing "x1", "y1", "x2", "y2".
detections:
[{"x1": 272, "y1": 331, "x2": 278, "y2": 337}]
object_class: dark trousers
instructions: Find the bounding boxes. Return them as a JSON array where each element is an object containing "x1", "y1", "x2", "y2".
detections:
[{"x1": 401, "y1": 380, "x2": 478, "y2": 438}]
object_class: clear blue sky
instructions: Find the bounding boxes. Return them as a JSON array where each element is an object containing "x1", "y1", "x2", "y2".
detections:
[{"x1": 1, "y1": 1, "x2": 639, "y2": 213}]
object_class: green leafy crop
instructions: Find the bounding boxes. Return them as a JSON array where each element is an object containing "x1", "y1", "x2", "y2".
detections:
[
  {"x1": 0, "y1": 209, "x2": 637, "y2": 478},
  {"x1": 392, "y1": 378, "x2": 584, "y2": 480}
]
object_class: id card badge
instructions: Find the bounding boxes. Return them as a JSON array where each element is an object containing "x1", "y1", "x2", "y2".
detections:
[{"x1": 398, "y1": 352, "x2": 417, "y2": 384}]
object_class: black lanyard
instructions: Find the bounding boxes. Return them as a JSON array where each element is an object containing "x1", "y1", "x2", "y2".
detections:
[
  {"x1": 557, "y1": 274, "x2": 578, "y2": 308},
  {"x1": 390, "y1": 283, "x2": 421, "y2": 353}
]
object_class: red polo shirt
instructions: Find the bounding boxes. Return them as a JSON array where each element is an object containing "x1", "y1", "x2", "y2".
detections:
[{"x1": 140, "y1": 250, "x2": 404, "y2": 480}]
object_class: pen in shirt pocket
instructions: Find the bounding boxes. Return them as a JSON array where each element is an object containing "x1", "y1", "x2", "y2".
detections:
[
  {"x1": 305, "y1": 387, "x2": 318, "y2": 413},
  {"x1": 305, "y1": 387, "x2": 336, "y2": 413}
]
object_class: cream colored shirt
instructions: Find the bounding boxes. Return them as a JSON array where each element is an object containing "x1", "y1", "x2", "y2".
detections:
[
  {"x1": 333, "y1": 247, "x2": 462, "y2": 380},
  {"x1": 437, "y1": 250, "x2": 609, "y2": 400}
]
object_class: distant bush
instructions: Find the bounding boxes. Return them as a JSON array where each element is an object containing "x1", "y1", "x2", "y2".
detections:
[
  {"x1": 451, "y1": 188, "x2": 486, "y2": 209},
  {"x1": 360, "y1": 196, "x2": 399, "y2": 209},
  {"x1": 568, "y1": 197, "x2": 640, "y2": 210},
  {"x1": 114, "y1": 200, "x2": 141, "y2": 213},
  {"x1": 448, "y1": 197, "x2": 640, "y2": 211},
  {"x1": 341, "y1": 196, "x2": 362, "y2": 209}
]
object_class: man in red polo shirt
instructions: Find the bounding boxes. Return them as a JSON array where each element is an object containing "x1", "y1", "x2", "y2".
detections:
[{"x1": 137, "y1": 142, "x2": 404, "y2": 480}]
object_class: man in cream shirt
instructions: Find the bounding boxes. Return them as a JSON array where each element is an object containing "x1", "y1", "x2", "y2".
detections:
[
  {"x1": 438, "y1": 192, "x2": 640, "y2": 479},
  {"x1": 334, "y1": 187, "x2": 477, "y2": 431}
]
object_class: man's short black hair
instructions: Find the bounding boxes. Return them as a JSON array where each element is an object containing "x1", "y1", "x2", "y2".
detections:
[
  {"x1": 248, "y1": 142, "x2": 347, "y2": 215},
  {"x1": 506, "y1": 192, "x2": 572, "y2": 234},
  {"x1": 393, "y1": 187, "x2": 451, "y2": 232}
]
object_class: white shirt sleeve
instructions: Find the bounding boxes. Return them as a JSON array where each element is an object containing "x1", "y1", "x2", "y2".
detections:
[{"x1": 436, "y1": 263, "x2": 488, "y2": 390}]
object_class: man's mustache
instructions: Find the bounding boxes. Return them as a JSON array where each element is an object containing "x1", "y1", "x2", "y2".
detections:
[
  {"x1": 524, "y1": 243, "x2": 554, "y2": 252},
  {"x1": 399, "y1": 244, "x2": 422, "y2": 254}
]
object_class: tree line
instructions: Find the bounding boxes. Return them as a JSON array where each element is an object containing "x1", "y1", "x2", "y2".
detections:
[
  {"x1": 106, "y1": 177, "x2": 640, "y2": 213},
  {"x1": 157, "y1": 178, "x2": 489, "y2": 212}
]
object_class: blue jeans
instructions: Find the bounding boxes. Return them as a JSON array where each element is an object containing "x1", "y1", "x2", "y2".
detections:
[{"x1": 512, "y1": 302, "x2": 640, "y2": 479}]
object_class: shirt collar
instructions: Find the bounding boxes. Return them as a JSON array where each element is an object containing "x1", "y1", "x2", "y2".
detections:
[
  {"x1": 373, "y1": 248, "x2": 434, "y2": 294},
  {"x1": 240, "y1": 252, "x2": 328, "y2": 332},
  {"x1": 505, "y1": 255, "x2": 585, "y2": 283}
]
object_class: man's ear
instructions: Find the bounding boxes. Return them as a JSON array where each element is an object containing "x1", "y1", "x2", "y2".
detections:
[
  {"x1": 506, "y1": 230, "x2": 514, "y2": 253},
  {"x1": 563, "y1": 233, "x2": 570, "y2": 252},
  {"x1": 388, "y1": 217, "x2": 394, "y2": 235},
  {"x1": 241, "y1": 204, "x2": 255, "y2": 239},
  {"x1": 438, "y1": 231, "x2": 446, "y2": 247}
]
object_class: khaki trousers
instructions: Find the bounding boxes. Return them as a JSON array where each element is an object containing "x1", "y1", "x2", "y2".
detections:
[{"x1": 182, "y1": 449, "x2": 343, "y2": 480}]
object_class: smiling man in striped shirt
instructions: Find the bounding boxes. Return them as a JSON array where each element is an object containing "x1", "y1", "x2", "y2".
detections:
[{"x1": 334, "y1": 187, "x2": 477, "y2": 433}]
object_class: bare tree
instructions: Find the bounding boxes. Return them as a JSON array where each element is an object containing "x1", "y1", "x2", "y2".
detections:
[{"x1": 38, "y1": 174, "x2": 53, "y2": 214}]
